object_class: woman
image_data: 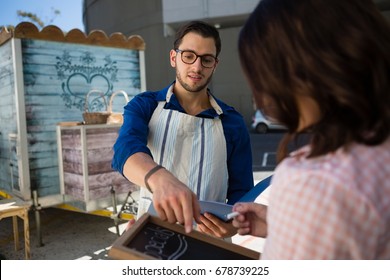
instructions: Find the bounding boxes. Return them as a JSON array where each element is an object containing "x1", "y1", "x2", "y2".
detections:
[{"x1": 233, "y1": 0, "x2": 390, "y2": 259}]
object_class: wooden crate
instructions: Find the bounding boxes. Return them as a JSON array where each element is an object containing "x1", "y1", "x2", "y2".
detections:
[{"x1": 57, "y1": 123, "x2": 138, "y2": 211}]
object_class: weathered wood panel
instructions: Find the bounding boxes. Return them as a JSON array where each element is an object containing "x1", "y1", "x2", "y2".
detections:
[
  {"x1": 59, "y1": 124, "x2": 138, "y2": 204},
  {"x1": 61, "y1": 167, "x2": 136, "y2": 202},
  {"x1": 20, "y1": 38, "x2": 141, "y2": 198},
  {"x1": 1, "y1": 23, "x2": 144, "y2": 206},
  {"x1": 0, "y1": 40, "x2": 18, "y2": 194}
]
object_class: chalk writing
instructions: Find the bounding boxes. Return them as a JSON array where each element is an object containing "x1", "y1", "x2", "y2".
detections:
[{"x1": 126, "y1": 222, "x2": 253, "y2": 260}]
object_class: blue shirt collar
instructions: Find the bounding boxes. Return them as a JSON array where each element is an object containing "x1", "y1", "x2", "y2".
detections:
[{"x1": 157, "y1": 82, "x2": 230, "y2": 118}]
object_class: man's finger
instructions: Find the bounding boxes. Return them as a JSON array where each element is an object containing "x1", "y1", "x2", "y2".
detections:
[
  {"x1": 192, "y1": 194, "x2": 201, "y2": 223},
  {"x1": 182, "y1": 194, "x2": 195, "y2": 233}
]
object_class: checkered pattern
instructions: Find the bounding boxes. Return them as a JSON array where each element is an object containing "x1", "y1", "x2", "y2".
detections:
[{"x1": 262, "y1": 138, "x2": 390, "y2": 259}]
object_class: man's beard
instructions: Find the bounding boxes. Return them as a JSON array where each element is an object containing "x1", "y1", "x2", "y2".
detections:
[{"x1": 176, "y1": 69, "x2": 213, "y2": 93}]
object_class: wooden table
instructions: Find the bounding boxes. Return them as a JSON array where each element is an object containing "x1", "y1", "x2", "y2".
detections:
[{"x1": 0, "y1": 199, "x2": 31, "y2": 259}]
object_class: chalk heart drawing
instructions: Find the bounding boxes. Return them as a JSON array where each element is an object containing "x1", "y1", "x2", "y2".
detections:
[
  {"x1": 56, "y1": 51, "x2": 118, "y2": 111},
  {"x1": 66, "y1": 73, "x2": 110, "y2": 111}
]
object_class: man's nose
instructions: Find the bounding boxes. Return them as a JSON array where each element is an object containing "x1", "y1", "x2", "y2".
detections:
[{"x1": 192, "y1": 57, "x2": 203, "y2": 69}]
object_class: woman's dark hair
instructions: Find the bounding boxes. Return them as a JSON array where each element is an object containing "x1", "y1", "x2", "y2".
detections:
[
  {"x1": 239, "y1": 0, "x2": 390, "y2": 161},
  {"x1": 174, "y1": 20, "x2": 221, "y2": 57}
]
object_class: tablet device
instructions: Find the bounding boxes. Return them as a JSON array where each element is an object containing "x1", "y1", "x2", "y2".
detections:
[{"x1": 199, "y1": 200, "x2": 233, "y2": 222}]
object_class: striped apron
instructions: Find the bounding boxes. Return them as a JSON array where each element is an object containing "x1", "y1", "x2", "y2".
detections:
[{"x1": 137, "y1": 87, "x2": 228, "y2": 219}]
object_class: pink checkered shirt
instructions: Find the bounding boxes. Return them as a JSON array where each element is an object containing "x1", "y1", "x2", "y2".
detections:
[{"x1": 262, "y1": 137, "x2": 390, "y2": 259}]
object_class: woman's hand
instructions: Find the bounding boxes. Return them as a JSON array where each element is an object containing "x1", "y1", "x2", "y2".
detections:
[{"x1": 231, "y1": 203, "x2": 268, "y2": 238}]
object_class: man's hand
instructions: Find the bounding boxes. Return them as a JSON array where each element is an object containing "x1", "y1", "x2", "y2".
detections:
[
  {"x1": 123, "y1": 153, "x2": 201, "y2": 234},
  {"x1": 150, "y1": 170, "x2": 201, "y2": 233},
  {"x1": 197, "y1": 212, "x2": 237, "y2": 238}
]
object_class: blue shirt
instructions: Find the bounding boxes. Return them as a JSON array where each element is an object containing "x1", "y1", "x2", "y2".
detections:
[{"x1": 112, "y1": 84, "x2": 254, "y2": 204}]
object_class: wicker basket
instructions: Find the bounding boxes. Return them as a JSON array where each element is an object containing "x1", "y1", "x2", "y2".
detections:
[
  {"x1": 106, "y1": 90, "x2": 129, "y2": 124},
  {"x1": 82, "y1": 90, "x2": 110, "y2": 124}
]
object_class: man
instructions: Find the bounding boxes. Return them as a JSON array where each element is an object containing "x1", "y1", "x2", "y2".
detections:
[{"x1": 112, "y1": 21, "x2": 253, "y2": 237}]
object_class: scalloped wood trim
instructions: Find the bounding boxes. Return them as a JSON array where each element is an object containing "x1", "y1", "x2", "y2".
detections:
[
  {"x1": 0, "y1": 22, "x2": 145, "y2": 50},
  {"x1": 0, "y1": 26, "x2": 13, "y2": 46}
]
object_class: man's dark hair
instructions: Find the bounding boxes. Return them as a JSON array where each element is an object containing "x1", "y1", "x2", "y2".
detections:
[{"x1": 174, "y1": 21, "x2": 221, "y2": 57}]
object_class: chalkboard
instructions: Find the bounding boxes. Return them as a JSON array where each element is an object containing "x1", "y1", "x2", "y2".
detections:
[{"x1": 108, "y1": 213, "x2": 260, "y2": 260}]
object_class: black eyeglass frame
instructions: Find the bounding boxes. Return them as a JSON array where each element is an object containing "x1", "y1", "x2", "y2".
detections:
[{"x1": 175, "y1": 49, "x2": 218, "y2": 68}]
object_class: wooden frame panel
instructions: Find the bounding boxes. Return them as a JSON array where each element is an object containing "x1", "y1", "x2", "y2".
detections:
[{"x1": 109, "y1": 213, "x2": 260, "y2": 260}]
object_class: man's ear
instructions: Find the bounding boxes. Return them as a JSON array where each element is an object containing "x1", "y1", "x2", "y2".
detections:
[
  {"x1": 213, "y1": 60, "x2": 219, "y2": 72},
  {"x1": 169, "y1": 49, "x2": 177, "y2": 67}
]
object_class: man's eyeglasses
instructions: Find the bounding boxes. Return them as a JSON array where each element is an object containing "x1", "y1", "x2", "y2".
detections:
[{"x1": 175, "y1": 49, "x2": 217, "y2": 68}]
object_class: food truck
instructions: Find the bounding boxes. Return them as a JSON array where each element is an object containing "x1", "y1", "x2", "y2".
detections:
[{"x1": 0, "y1": 22, "x2": 145, "y2": 238}]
